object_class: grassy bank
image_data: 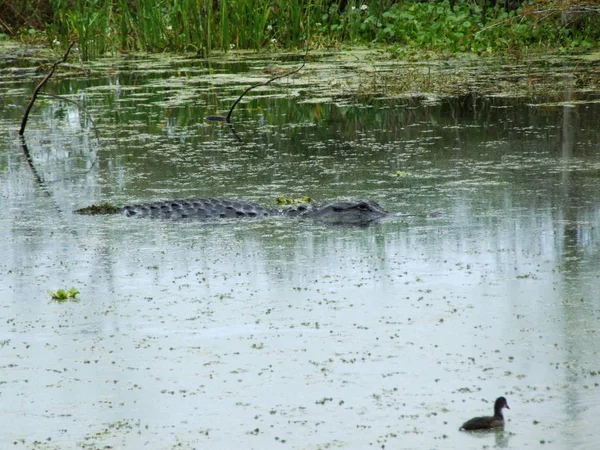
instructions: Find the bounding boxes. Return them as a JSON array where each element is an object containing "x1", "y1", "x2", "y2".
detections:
[{"x1": 1, "y1": 0, "x2": 599, "y2": 59}]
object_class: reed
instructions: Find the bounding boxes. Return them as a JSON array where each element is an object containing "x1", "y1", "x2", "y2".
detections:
[
  {"x1": 38, "y1": 0, "x2": 600, "y2": 59},
  {"x1": 45, "y1": 0, "x2": 357, "y2": 58},
  {"x1": 48, "y1": 0, "x2": 113, "y2": 59}
]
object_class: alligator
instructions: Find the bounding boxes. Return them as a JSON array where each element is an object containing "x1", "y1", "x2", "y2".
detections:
[{"x1": 75, "y1": 198, "x2": 388, "y2": 225}]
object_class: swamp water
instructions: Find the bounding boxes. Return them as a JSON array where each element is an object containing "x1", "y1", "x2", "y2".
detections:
[{"x1": 1, "y1": 46, "x2": 600, "y2": 449}]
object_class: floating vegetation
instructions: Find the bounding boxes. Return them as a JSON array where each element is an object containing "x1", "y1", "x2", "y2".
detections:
[
  {"x1": 48, "y1": 287, "x2": 80, "y2": 302},
  {"x1": 316, "y1": 49, "x2": 600, "y2": 102},
  {"x1": 354, "y1": 65, "x2": 467, "y2": 99},
  {"x1": 275, "y1": 195, "x2": 313, "y2": 205}
]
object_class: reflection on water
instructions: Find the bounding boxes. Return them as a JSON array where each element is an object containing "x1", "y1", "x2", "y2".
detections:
[{"x1": 1, "y1": 51, "x2": 600, "y2": 449}]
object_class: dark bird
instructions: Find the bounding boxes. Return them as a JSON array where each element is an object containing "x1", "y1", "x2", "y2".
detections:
[{"x1": 460, "y1": 397, "x2": 510, "y2": 431}]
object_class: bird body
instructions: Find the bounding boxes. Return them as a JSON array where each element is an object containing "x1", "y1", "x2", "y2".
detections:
[{"x1": 460, "y1": 397, "x2": 510, "y2": 431}]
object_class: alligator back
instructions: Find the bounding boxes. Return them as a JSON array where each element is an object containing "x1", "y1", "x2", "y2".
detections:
[
  {"x1": 75, "y1": 198, "x2": 387, "y2": 224},
  {"x1": 76, "y1": 198, "x2": 273, "y2": 219}
]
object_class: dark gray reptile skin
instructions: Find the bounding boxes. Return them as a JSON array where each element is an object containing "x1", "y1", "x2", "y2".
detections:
[{"x1": 77, "y1": 198, "x2": 387, "y2": 224}]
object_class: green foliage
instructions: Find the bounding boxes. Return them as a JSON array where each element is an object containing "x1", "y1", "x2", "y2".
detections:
[
  {"x1": 8, "y1": 0, "x2": 600, "y2": 58},
  {"x1": 369, "y1": 0, "x2": 600, "y2": 54},
  {"x1": 48, "y1": 287, "x2": 80, "y2": 302}
]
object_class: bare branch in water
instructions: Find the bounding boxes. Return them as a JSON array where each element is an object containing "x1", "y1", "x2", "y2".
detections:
[
  {"x1": 19, "y1": 41, "x2": 76, "y2": 136},
  {"x1": 206, "y1": 46, "x2": 309, "y2": 123}
]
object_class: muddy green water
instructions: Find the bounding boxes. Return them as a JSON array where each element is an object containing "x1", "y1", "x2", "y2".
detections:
[{"x1": 1, "y1": 47, "x2": 600, "y2": 449}]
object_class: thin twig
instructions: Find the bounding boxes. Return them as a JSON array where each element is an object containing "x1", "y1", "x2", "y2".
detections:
[
  {"x1": 19, "y1": 41, "x2": 76, "y2": 136},
  {"x1": 0, "y1": 16, "x2": 12, "y2": 35},
  {"x1": 39, "y1": 92, "x2": 101, "y2": 145},
  {"x1": 206, "y1": 45, "x2": 309, "y2": 123}
]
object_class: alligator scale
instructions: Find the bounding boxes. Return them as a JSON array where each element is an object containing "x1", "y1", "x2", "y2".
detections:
[{"x1": 75, "y1": 198, "x2": 387, "y2": 225}]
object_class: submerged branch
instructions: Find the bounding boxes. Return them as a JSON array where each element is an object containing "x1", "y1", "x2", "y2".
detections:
[
  {"x1": 18, "y1": 137, "x2": 44, "y2": 186},
  {"x1": 19, "y1": 41, "x2": 76, "y2": 136}
]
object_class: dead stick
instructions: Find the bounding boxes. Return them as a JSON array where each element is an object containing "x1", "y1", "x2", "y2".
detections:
[
  {"x1": 206, "y1": 46, "x2": 309, "y2": 123},
  {"x1": 19, "y1": 41, "x2": 76, "y2": 136},
  {"x1": 225, "y1": 55, "x2": 306, "y2": 122}
]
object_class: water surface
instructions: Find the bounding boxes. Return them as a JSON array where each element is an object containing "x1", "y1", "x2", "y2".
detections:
[{"x1": 1, "y1": 47, "x2": 600, "y2": 449}]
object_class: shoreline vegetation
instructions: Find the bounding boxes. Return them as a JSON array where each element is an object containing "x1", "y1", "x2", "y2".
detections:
[{"x1": 0, "y1": 1, "x2": 599, "y2": 60}]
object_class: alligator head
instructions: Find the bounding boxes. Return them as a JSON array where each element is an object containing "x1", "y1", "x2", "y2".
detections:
[{"x1": 302, "y1": 199, "x2": 388, "y2": 225}]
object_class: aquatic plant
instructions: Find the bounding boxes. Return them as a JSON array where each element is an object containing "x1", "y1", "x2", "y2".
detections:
[
  {"x1": 48, "y1": 287, "x2": 80, "y2": 302},
  {"x1": 275, "y1": 196, "x2": 313, "y2": 205}
]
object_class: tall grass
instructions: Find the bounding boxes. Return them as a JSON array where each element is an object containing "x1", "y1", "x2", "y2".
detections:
[
  {"x1": 49, "y1": 0, "x2": 112, "y2": 58},
  {"x1": 46, "y1": 0, "x2": 350, "y2": 59},
  {"x1": 41, "y1": 0, "x2": 600, "y2": 59}
]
